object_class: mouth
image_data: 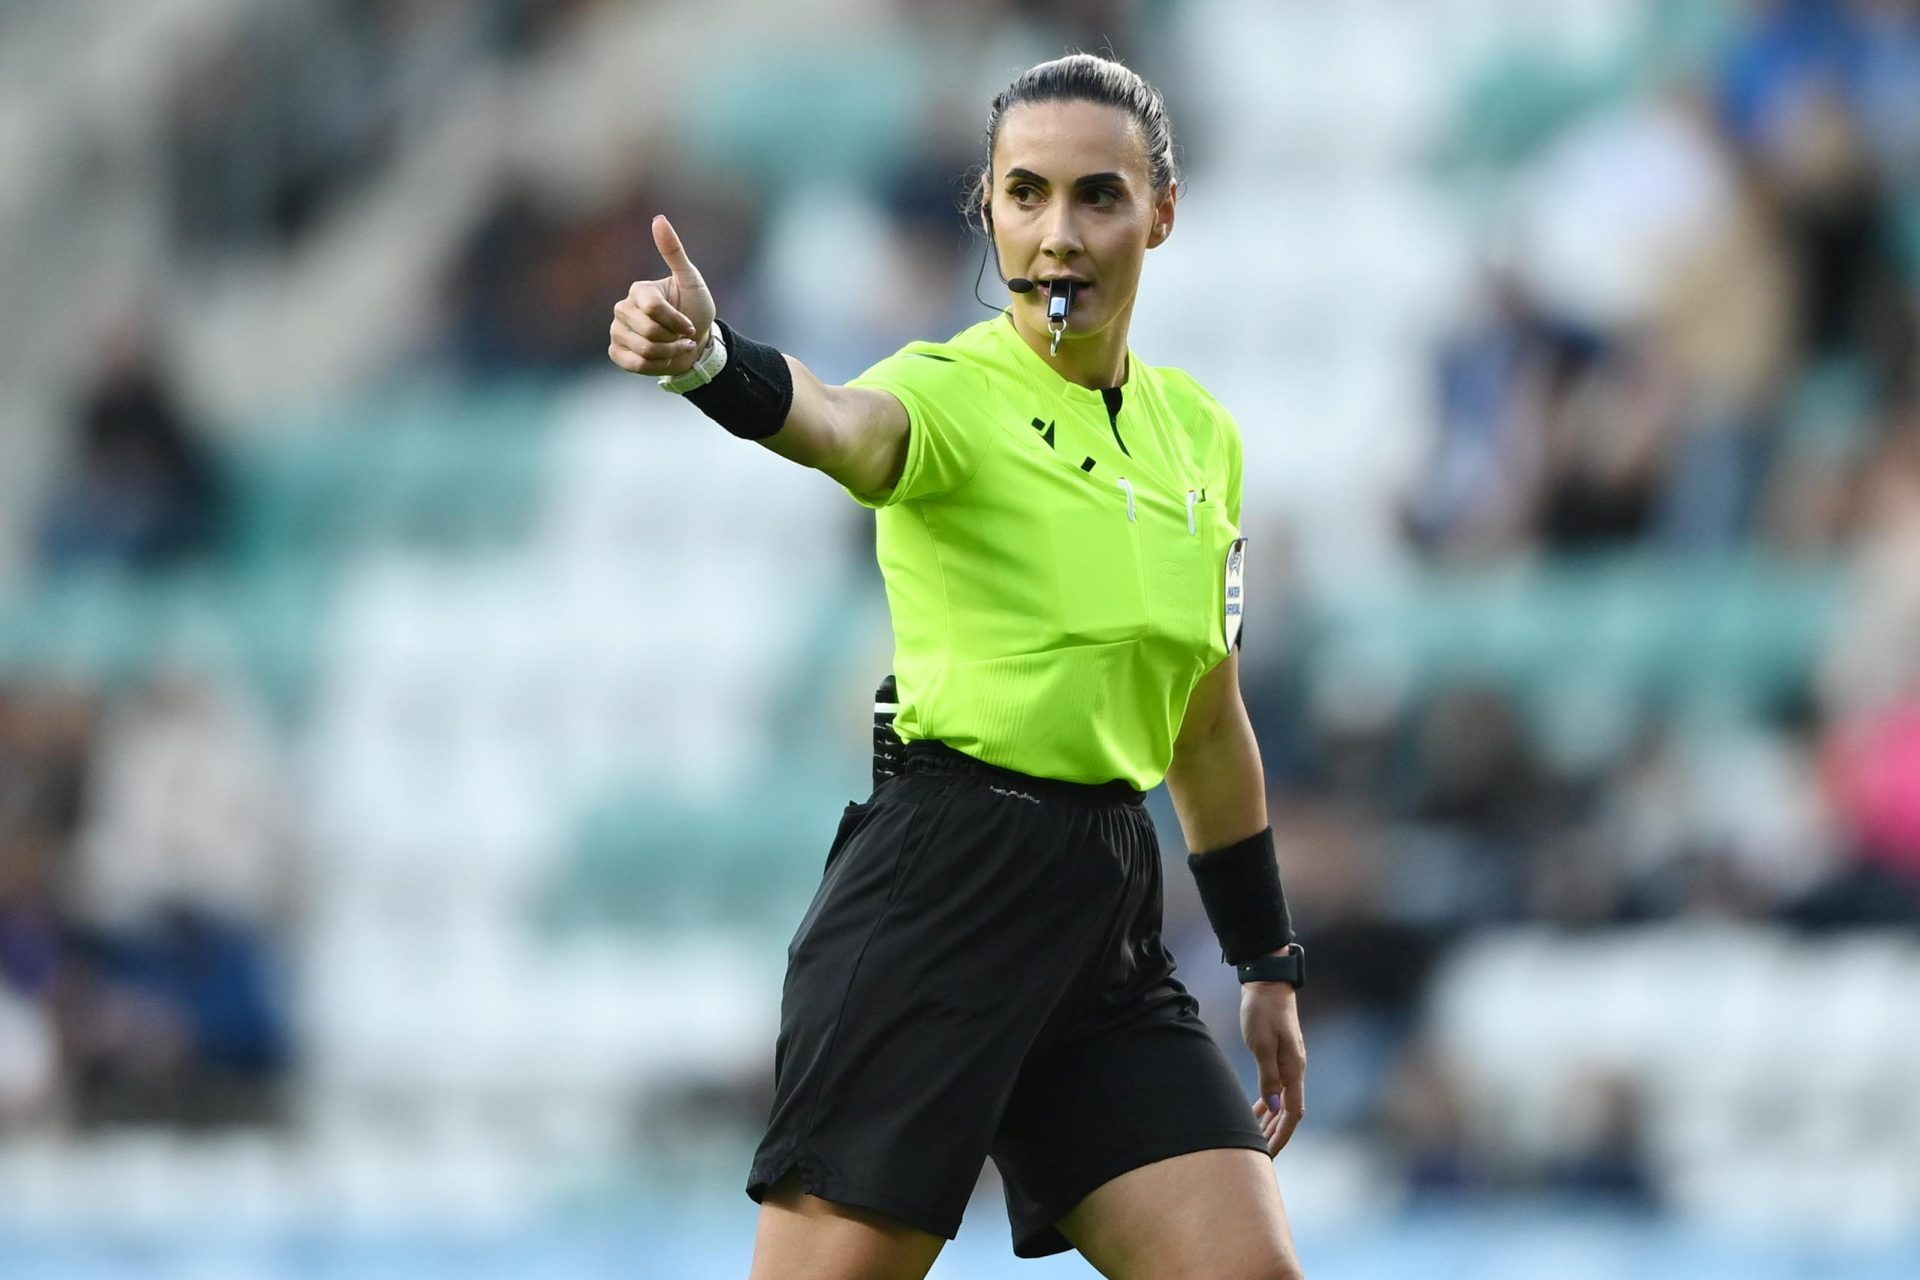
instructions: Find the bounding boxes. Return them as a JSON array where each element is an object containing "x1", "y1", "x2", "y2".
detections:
[{"x1": 1029, "y1": 279, "x2": 1093, "y2": 319}]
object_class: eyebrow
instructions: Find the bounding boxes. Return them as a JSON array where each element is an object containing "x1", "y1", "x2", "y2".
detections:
[{"x1": 1003, "y1": 167, "x2": 1129, "y2": 188}]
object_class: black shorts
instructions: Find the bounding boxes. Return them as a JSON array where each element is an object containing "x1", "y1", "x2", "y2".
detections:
[{"x1": 746, "y1": 739, "x2": 1267, "y2": 1259}]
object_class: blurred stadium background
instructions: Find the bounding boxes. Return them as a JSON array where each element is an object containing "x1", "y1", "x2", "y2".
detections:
[{"x1": 3, "y1": 0, "x2": 1919, "y2": 1276}]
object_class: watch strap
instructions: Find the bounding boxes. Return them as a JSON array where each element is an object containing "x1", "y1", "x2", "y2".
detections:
[{"x1": 1235, "y1": 943, "x2": 1305, "y2": 988}]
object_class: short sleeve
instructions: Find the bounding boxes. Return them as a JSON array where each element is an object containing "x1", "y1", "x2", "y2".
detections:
[{"x1": 844, "y1": 345, "x2": 992, "y2": 508}]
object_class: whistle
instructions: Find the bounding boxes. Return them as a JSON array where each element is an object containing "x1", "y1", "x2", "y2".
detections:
[{"x1": 1047, "y1": 281, "x2": 1075, "y2": 356}]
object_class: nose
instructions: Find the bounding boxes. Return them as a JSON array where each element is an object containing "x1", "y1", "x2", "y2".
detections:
[{"x1": 1038, "y1": 201, "x2": 1083, "y2": 264}]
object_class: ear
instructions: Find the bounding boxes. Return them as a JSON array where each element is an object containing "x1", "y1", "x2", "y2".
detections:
[
  {"x1": 1146, "y1": 181, "x2": 1177, "y2": 249},
  {"x1": 979, "y1": 177, "x2": 994, "y2": 238}
]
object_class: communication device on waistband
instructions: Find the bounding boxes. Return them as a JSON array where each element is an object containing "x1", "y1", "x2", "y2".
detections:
[{"x1": 873, "y1": 673, "x2": 905, "y2": 789}]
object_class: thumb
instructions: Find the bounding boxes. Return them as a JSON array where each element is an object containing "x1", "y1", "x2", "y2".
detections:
[{"x1": 652, "y1": 214, "x2": 706, "y2": 289}]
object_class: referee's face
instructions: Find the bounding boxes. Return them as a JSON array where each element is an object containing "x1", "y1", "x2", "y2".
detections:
[{"x1": 986, "y1": 101, "x2": 1175, "y2": 350}]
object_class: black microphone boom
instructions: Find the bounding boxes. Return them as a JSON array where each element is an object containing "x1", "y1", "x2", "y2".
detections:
[{"x1": 1006, "y1": 277, "x2": 1035, "y2": 293}]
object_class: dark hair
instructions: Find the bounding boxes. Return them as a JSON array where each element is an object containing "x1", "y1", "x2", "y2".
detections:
[{"x1": 965, "y1": 53, "x2": 1180, "y2": 226}]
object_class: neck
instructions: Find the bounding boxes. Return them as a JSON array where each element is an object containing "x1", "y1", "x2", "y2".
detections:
[{"x1": 1006, "y1": 302, "x2": 1132, "y2": 389}]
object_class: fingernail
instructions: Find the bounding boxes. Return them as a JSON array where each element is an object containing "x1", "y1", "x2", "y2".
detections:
[{"x1": 1268, "y1": 1095, "x2": 1283, "y2": 1112}]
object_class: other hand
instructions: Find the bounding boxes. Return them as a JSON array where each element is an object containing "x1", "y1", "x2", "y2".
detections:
[{"x1": 1242, "y1": 979, "x2": 1306, "y2": 1155}]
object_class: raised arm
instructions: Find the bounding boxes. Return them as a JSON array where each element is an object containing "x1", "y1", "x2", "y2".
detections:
[{"x1": 608, "y1": 214, "x2": 910, "y2": 498}]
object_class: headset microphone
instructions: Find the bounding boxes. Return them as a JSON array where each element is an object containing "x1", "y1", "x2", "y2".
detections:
[{"x1": 973, "y1": 233, "x2": 1074, "y2": 352}]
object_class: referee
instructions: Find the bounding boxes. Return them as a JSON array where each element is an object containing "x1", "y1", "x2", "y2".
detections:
[{"x1": 610, "y1": 54, "x2": 1307, "y2": 1280}]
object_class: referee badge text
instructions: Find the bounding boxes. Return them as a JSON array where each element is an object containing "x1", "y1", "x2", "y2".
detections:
[{"x1": 1224, "y1": 537, "x2": 1246, "y2": 650}]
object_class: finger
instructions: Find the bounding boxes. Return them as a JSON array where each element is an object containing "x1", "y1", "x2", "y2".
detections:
[
  {"x1": 1256, "y1": 1038, "x2": 1287, "y2": 1150},
  {"x1": 622, "y1": 291, "x2": 695, "y2": 340},
  {"x1": 1256, "y1": 1051, "x2": 1286, "y2": 1126},
  {"x1": 1262, "y1": 1091, "x2": 1285, "y2": 1149},
  {"x1": 612, "y1": 318, "x2": 696, "y2": 360},
  {"x1": 1272, "y1": 1074, "x2": 1306, "y2": 1153},
  {"x1": 606, "y1": 341, "x2": 690, "y2": 377},
  {"x1": 652, "y1": 215, "x2": 705, "y2": 289},
  {"x1": 1271, "y1": 1104, "x2": 1301, "y2": 1152},
  {"x1": 615, "y1": 296, "x2": 692, "y2": 343}
]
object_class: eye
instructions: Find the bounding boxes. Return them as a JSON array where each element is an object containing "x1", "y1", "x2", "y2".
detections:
[
  {"x1": 1083, "y1": 186, "x2": 1121, "y2": 207},
  {"x1": 1008, "y1": 183, "x2": 1041, "y2": 204}
]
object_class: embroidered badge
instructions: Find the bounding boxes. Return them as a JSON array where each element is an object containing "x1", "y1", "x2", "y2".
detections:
[{"x1": 1224, "y1": 537, "x2": 1246, "y2": 650}]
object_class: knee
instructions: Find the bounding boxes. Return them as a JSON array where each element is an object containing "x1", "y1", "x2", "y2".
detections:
[
  {"x1": 1189, "y1": 1251, "x2": 1302, "y2": 1280},
  {"x1": 1250, "y1": 1254, "x2": 1305, "y2": 1280}
]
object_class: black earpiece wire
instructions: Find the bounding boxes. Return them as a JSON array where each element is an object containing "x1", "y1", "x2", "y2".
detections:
[{"x1": 973, "y1": 211, "x2": 1035, "y2": 312}]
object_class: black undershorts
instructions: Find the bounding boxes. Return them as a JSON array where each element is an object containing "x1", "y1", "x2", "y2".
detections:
[{"x1": 746, "y1": 739, "x2": 1267, "y2": 1259}]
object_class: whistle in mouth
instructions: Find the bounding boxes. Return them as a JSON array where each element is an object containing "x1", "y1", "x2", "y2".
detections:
[{"x1": 1047, "y1": 280, "x2": 1075, "y2": 355}]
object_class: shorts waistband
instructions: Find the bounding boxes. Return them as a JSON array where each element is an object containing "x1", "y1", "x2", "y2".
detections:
[{"x1": 899, "y1": 740, "x2": 1145, "y2": 806}]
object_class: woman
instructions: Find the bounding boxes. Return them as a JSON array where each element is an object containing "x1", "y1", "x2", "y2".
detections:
[{"x1": 609, "y1": 53, "x2": 1308, "y2": 1280}]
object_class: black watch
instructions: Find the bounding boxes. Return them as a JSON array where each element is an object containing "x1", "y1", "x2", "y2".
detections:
[{"x1": 1235, "y1": 942, "x2": 1305, "y2": 989}]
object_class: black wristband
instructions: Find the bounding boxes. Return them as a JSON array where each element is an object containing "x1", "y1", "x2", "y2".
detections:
[
  {"x1": 1186, "y1": 826, "x2": 1294, "y2": 964},
  {"x1": 684, "y1": 319, "x2": 794, "y2": 440}
]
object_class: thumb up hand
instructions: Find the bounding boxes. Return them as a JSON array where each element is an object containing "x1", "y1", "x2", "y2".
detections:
[{"x1": 609, "y1": 215, "x2": 719, "y2": 378}]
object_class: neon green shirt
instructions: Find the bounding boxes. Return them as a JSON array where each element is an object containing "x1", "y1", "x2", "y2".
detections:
[{"x1": 843, "y1": 314, "x2": 1246, "y2": 791}]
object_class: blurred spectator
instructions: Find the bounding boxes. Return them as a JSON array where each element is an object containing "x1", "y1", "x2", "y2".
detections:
[
  {"x1": 1648, "y1": 149, "x2": 1797, "y2": 556},
  {"x1": 1822, "y1": 698, "x2": 1920, "y2": 882},
  {"x1": 57, "y1": 672, "x2": 296, "y2": 1127},
  {"x1": 60, "y1": 904, "x2": 290, "y2": 1129},
  {"x1": 1532, "y1": 336, "x2": 1673, "y2": 551},
  {"x1": 1402, "y1": 267, "x2": 1593, "y2": 561},
  {"x1": 1818, "y1": 408, "x2": 1920, "y2": 716},
  {"x1": 448, "y1": 162, "x2": 765, "y2": 374},
  {"x1": 1850, "y1": 0, "x2": 1920, "y2": 186},
  {"x1": 490, "y1": 0, "x2": 609, "y2": 56},
  {"x1": 36, "y1": 341, "x2": 226, "y2": 574},
  {"x1": 163, "y1": 1, "x2": 518, "y2": 256},
  {"x1": 1387, "y1": 686, "x2": 1566, "y2": 925},
  {"x1": 1541, "y1": 1068, "x2": 1659, "y2": 1208},
  {"x1": 73, "y1": 673, "x2": 295, "y2": 928},
  {"x1": 1381, "y1": 1042, "x2": 1495, "y2": 1199},
  {"x1": 1767, "y1": 88, "x2": 1914, "y2": 386},
  {"x1": 0, "y1": 673, "x2": 297, "y2": 1134},
  {"x1": 0, "y1": 685, "x2": 96, "y2": 1133},
  {"x1": 1594, "y1": 715, "x2": 1841, "y2": 921}
]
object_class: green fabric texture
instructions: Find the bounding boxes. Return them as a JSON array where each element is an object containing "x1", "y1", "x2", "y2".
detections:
[{"x1": 845, "y1": 314, "x2": 1244, "y2": 790}]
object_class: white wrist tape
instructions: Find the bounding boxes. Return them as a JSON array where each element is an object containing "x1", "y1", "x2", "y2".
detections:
[{"x1": 658, "y1": 325, "x2": 729, "y2": 393}]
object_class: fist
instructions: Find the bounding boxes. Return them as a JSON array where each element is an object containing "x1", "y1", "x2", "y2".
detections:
[{"x1": 609, "y1": 214, "x2": 719, "y2": 378}]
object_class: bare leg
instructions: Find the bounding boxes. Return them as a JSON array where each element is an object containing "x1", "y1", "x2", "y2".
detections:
[
  {"x1": 746, "y1": 1171, "x2": 948, "y2": 1280},
  {"x1": 1056, "y1": 1148, "x2": 1304, "y2": 1280}
]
